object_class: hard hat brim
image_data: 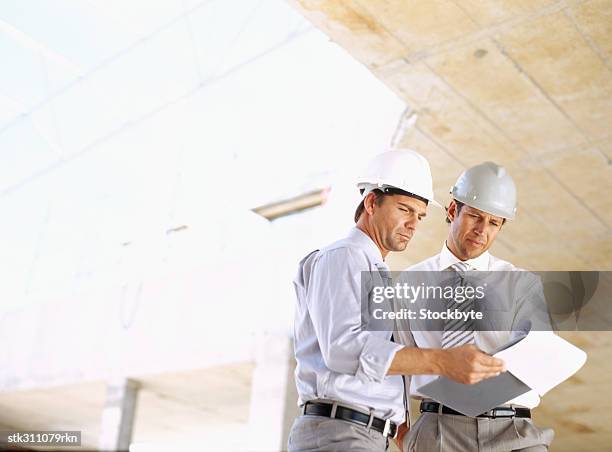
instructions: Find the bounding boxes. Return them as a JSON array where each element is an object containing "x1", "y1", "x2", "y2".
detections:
[{"x1": 362, "y1": 183, "x2": 443, "y2": 209}]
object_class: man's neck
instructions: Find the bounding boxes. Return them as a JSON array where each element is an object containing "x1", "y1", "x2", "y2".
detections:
[
  {"x1": 445, "y1": 238, "x2": 468, "y2": 262},
  {"x1": 356, "y1": 223, "x2": 388, "y2": 260}
]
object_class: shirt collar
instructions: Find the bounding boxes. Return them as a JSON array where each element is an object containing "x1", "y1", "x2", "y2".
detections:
[
  {"x1": 347, "y1": 227, "x2": 386, "y2": 265},
  {"x1": 438, "y1": 241, "x2": 490, "y2": 271}
]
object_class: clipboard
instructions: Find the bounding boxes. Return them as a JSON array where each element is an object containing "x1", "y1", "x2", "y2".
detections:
[{"x1": 417, "y1": 324, "x2": 586, "y2": 416}]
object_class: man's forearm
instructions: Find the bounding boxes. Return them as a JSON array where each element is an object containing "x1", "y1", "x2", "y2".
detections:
[
  {"x1": 387, "y1": 345, "x2": 506, "y2": 384},
  {"x1": 387, "y1": 347, "x2": 445, "y2": 376}
]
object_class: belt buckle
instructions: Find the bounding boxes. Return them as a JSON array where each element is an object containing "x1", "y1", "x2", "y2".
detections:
[
  {"x1": 491, "y1": 407, "x2": 516, "y2": 419},
  {"x1": 383, "y1": 419, "x2": 399, "y2": 438}
]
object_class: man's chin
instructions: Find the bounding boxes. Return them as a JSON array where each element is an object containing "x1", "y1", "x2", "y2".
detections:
[{"x1": 393, "y1": 239, "x2": 410, "y2": 252}]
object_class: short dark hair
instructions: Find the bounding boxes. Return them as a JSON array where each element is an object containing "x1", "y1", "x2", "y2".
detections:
[
  {"x1": 354, "y1": 187, "x2": 429, "y2": 223},
  {"x1": 446, "y1": 200, "x2": 506, "y2": 225}
]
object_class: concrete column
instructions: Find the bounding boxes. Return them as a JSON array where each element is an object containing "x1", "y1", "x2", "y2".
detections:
[
  {"x1": 247, "y1": 332, "x2": 296, "y2": 451},
  {"x1": 98, "y1": 378, "x2": 140, "y2": 451}
]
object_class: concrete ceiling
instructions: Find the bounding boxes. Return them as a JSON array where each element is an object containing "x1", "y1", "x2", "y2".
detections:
[{"x1": 287, "y1": 0, "x2": 612, "y2": 271}]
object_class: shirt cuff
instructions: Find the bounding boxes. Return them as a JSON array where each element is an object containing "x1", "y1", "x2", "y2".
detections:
[{"x1": 355, "y1": 335, "x2": 404, "y2": 384}]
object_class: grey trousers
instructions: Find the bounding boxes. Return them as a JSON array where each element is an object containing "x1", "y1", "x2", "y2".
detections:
[
  {"x1": 403, "y1": 413, "x2": 554, "y2": 452},
  {"x1": 287, "y1": 415, "x2": 389, "y2": 451}
]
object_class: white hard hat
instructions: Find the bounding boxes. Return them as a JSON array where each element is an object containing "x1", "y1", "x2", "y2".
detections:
[
  {"x1": 356, "y1": 149, "x2": 441, "y2": 208},
  {"x1": 451, "y1": 161, "x2": 517, "y2": 220}
]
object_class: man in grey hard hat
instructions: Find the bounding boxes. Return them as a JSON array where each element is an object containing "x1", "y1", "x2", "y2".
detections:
[
  {"x1": 288, "y1": 152, "x2": 505, "y2": 452},
  {"x1": 396, "y1": 162, "x2": 554, "y2": 452}
]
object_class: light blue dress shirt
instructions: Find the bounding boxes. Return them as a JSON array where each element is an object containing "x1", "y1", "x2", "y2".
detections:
[
  {"x1": 396, "y1": 242, "x2": 550, "y2": 408},
  {"x1": 292, "y1": 227, "x2": 405, "y2": 424}
]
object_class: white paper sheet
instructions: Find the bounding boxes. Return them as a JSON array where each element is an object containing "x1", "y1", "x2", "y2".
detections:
[{"x1": 494, "y1": 331, "x2": 587, "y2": 396}]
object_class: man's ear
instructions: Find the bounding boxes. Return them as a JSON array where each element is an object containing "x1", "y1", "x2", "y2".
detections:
[
  {"x1": 363, "y1": 191, "x2": 377, "y2": 216},
  {"x1": 447, "y1": 200, "x2": 457, "y2": 223}
]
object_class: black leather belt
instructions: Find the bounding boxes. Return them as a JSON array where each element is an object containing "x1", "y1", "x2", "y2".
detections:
[
  {"x1": 303, "y1": 401, "x2": 398, "y2": 438},
  {"x1": 420, "y1": 401, "x2": 531, "y2": 419}
]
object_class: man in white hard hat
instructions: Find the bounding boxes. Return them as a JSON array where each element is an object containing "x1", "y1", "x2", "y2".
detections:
[
  {"x1": 397, "y1": 162, "x2": 554, "y2": 452},
  {"x1": 287, "y1": 152, "x2": 505, "y2": 452}
]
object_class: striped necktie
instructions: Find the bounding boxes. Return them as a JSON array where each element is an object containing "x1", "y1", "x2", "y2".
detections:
[
  {"x1": 375, "y1": 262, "x2": 392, "y2": 286},
  {"x1": 376, "y1": 262, "x2": 408, "y2": 419},
  {"x1": 441, "y1": 262, "x2": 476, "y2": 348}
]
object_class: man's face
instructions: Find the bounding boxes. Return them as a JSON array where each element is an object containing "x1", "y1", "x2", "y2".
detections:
[
  {"x1": 371, "y1": 194, "x2": 428, "y2": 253},
  {"x1": 447, "y1": 201, "x2": 504, "y2": 260}
]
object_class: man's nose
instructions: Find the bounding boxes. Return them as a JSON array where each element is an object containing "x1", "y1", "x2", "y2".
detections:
[{"x1": 405, "y1": 217, "x2": 418, "y2": 228}]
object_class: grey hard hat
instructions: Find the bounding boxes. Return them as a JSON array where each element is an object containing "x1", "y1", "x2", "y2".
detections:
[{"x1": 450, "y1": 162, "x2": 517, "y2": 220}]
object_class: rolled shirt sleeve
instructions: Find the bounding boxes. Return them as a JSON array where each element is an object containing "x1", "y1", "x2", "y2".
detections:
[
  {"x1": 357, "y1": 333, "x2": 404, "y2": 384},
  {"x1": 306, "y1": 247, "x2": 403, "y2": 383}
]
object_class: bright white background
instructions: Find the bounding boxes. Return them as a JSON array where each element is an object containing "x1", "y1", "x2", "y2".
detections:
[{"x1": 0, "y1": 1, "x2": 405, "y2": 449}]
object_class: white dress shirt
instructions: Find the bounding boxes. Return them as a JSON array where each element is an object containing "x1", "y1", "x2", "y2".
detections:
[
  {"x1": 293, "y1": 227, "x2": 406, "y2": 423},
  {"x1": 396, "y1": 242, "x2": 543, "y2": 408}
]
